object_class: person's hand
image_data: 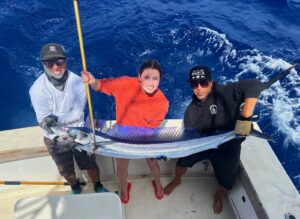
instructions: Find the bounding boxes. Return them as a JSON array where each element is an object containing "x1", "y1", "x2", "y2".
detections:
[
  {"x1": 41, "y1": 115, "x2": 58, "y2": 134},
  {"x1": 81, "y1": 70, "x2": 95, "y2": 85},
  {"x1": 235, "y1": 116, "x2": 252, "y2": 136},
  {"x1": 44, "y1": 115, "x2": 58, "y2": 127}
]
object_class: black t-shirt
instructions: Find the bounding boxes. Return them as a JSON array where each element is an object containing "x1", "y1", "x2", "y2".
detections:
[{"x1": 184, "y1": 79, "x2": 265, "y2": 134}]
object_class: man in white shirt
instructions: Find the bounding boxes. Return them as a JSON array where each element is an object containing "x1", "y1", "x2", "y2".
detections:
[{"x1": 29, "y1": 43, "x2": 107, "y2": 194}]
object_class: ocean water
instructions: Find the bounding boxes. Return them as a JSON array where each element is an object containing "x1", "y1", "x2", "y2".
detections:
[{"x1": 0, "y1": 0, "x2": 299, "y2": 191}]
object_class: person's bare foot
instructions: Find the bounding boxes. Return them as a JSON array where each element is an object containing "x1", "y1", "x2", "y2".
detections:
[
  {"x1": 152, "y1": 180, "x2": 164, "y2": 200},
  {"x1": 213, "y1": 192, "x2": 223, "y2": 214},
  {"x1": 120, "y1": 183, "x2": 131, "y2": 204},
  {"x1": 120, "y1": 190, "x2": 128, "y2": 202},
  {"x1": 164, "y1": 179, "x2": 181, "y2": 195},
  {"x1": 120, "y1": 190, "x2": 128, "y2": 203}
]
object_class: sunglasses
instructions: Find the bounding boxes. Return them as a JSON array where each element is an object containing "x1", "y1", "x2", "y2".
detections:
[
  {"x1": 191, "y1": 80, "x2": 210, "y2": 89},
  {"x1": 43, "y1": 59, "x2": 66, "y2": 68}
]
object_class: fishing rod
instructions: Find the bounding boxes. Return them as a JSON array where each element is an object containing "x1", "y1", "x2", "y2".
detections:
[
  {"x1": 73, "y1": 0, "x2": 97, "y2": 149},
  {"x1": 263, "y1": 60, "x2": 300, "y2": 89},
  {"x1": 0, "y1": 180, "x2": 86, "y2": 186}
]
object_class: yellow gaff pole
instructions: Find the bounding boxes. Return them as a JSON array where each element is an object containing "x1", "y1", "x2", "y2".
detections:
[
  {"x1": 0, "y1": 180, "x2": 86, "y2": 186},
  {"x1": 73, "y1": 0, "x2": 97, "y2": 148}
]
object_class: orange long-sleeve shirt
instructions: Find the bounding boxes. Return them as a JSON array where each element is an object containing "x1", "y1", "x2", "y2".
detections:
[{"x1": 98, "y1": 76, "x2": 169, "y2": 128}]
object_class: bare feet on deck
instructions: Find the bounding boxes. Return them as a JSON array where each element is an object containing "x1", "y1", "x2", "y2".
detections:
[
  {"x1": 164, "y1": 179, "x2": 181, "y2": 195},
  {"x1": 213, "y1": 192, "x2": 223, "y2": 214}
]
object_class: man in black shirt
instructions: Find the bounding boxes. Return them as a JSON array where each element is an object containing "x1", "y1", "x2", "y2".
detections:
[{"x1": 164, "y1": 66, "x2": 265, "y2": 214}]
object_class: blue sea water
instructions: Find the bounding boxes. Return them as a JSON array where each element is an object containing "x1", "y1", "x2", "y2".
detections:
[{"x1": 0, "y1": 0, "x2": 299, "y2": 191}]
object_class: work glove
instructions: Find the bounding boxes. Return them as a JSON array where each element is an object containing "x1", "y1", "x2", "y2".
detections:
[
  {"x1": 40, "y1": 115, "x2": 58, "y2": 134},
  {"x1": 81, "y1": 70, "x2": 95, "y2": 85},
  {"x1": 234, "y1": 116, "x2": 252, "y2": 136}
]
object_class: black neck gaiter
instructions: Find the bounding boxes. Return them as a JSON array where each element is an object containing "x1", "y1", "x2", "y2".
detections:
[{"x1": 45, "y1": 70, "x2": 69, "y2": 90}]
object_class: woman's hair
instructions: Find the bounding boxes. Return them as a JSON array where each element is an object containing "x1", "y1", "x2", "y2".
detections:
[{"x1": 138, "y1": 59, "x2": 162, "y2": 76}]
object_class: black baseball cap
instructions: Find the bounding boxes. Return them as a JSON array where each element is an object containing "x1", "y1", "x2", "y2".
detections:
[
  {"x1": 187, "y1": 66, "x2": 212, "y2": 82},
  {"x1": 40, "y1": 43, "x2": 66, "y2": 61}
]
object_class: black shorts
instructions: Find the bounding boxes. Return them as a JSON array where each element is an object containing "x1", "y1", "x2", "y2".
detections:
[
  {"x1": 177, "y1": 138, "x2": 243, "y2": 189},
  {"x1": 44, "y1": 137, "x2": 98, "y2": 178}
]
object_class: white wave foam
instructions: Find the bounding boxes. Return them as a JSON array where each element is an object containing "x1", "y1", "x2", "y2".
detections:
[
  {"x1": 197, "y1": 27, "x2": 237, "y2": 66},
  {"x1": 139, "y1": 49, "x2": 153, "y2": 57},
  {"x1": 169, "y1": 27, "x2": 237, "y2": 66},
  {"x1": 272, "y1": 98, "x2": 300, "y2": 146}
]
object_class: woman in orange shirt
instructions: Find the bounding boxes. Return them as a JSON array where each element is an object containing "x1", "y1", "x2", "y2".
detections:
[{"x1": 82, "y1": 60, "x2": 169, "y2": 204}]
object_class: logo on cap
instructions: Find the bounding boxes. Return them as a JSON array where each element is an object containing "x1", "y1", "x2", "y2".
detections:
[
  {"x1": 49, "y1": 46, "x2": 57, "y2": 52},
  {"x1": 191, "y1": 69, "x2": 206, "y2": 80}
]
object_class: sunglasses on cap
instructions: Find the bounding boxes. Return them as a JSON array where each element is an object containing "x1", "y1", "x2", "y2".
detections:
[
  {"x1": 43, "y1": 59, "x2": 66, "y2": 68},
  {"x1": 191, "y1": 80, "x2": 210, "y2": 89}
]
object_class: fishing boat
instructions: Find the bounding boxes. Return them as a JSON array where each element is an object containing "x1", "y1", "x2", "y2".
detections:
[{"x1": 0, "y1": 119, "x2": 299, "y2": 219}]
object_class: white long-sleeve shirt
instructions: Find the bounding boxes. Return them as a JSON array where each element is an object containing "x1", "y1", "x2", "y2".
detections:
[{"x1": 29, "y1": 71, "x2": 86, "y2": 137}]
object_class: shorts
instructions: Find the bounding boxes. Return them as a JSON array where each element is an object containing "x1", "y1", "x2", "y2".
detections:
[
  {"x1": 44, "y1": 137, "x2": 98, "y2": 178},
  {"x1": 177, "y1": 138, "x2": 244, "y2": 189}
]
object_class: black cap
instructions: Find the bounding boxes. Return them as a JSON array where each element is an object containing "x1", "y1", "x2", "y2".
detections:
[
  {"x1": 40, "y1": 43, "x2": 66, "y2": 61},
  {"x1": 187, "y1": 66, "x2": 212, "y2": 82}
]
